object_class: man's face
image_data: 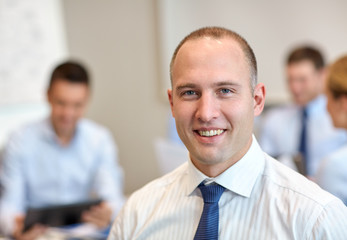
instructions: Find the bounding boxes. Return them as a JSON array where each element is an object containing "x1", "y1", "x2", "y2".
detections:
[
  {"x1": 287, "y1": 60, "x2": 324, "y2": 106},
  {"x1": 168, "y1": 37, "x2": 265, "y2": 176},
  {"x1": 47, "y1": 79, "x2": 89, "y2": 138}
]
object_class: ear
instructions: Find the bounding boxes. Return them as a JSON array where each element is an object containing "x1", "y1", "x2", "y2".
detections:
[
  {"x1": 47, "y1": 88, "x2": 52, "y2": 103},
  {"x1": 167, "y1": 89, "x2": 175, "y2": 118},
  {"x1": 253, "y1": 83, "x2": 266, "y2": 117}
]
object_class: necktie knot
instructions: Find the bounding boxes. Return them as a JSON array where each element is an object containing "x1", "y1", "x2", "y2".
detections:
[{"x1": 198, "y1": 183, "x2": 225, "y2": 203}]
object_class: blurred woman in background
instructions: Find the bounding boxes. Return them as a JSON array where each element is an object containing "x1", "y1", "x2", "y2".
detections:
[{"x1": 316, "y1": 55, "x2": 347, "y2": 205}]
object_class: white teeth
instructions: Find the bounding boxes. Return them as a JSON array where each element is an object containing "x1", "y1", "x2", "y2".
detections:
[{"x1": 198, "y1": 129, "x2": 224, "y2": 137}]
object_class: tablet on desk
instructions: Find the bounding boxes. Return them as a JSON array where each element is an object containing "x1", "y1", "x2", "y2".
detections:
[{"x1": 24, "y1": 199, "x2": 102, "y2": 231}]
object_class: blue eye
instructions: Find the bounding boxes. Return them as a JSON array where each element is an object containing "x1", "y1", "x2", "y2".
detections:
[
  {"x1": 185, "y1": 90, "x2": 196, "y2": 95},
  {"x1": 220, "y1": 89, "x2": 231, "y2": 94}
]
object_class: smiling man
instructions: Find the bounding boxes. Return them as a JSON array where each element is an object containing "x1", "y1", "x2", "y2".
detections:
[{"x1": 108, "y1": 27, "x2": 347, "y2": 240}]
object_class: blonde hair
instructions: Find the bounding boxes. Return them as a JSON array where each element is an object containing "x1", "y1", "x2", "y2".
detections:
[{"x1": 328, "y1": 55, "x2": 347, "y2": 98}]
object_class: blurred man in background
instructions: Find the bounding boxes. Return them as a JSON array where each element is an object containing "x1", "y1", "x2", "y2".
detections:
[
  {"x1": 0, "y1": 61, "x2": 125, "y2": 239},
  {"x1": 260, "y1": 46, "x2": 347, "y2": 178}
]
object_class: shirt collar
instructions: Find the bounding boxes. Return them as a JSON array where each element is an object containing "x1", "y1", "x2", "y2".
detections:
[
  {"x1": 42, "y1": 117, "x2": 81, "y2": 146},
  {"x1": 305, "y1": 94, "x2": 326, "y2": 116},
  {"x1": 42, "y1": 117, "x2": 56, "y2": 141},
  {"x1": 185, "y1": 135, "x2": 265, "y2": 198}
]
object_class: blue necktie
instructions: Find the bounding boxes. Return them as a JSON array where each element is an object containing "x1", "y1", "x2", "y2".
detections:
[
  {"x1": 194, "y1": 183, "x2": 225, "y2": 240},
  {"x1": 299, "y1": 107, "x2": 308, "y2": 175}
]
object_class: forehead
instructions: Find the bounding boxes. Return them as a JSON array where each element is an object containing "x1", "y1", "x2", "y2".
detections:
[
  {"x1": 175, "y1": 37, "x2": 244, "y2": 63},
  {"x1": 287, "y1": 60, "x2": 317, "y2": 74},
  {"x1": 49, "y1": 79, "x2": 89, "y2": 98},
  {"x1": 171, "y1": 37, "x2": 249, "y2": 85},
  {"x1": 50, "y1": 79, "x2": 87, "y2": 89}
]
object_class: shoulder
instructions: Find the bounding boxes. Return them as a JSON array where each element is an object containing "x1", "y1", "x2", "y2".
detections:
[
  {"x1": 1, "y1": 119, "x2": 48, "y2": 165},
  {"x1": 79, "y1": 118, "x2": 110, "y2": 134},
  {"x1": 5, "y1": 119, "x2": 46, "y2": 146},
  {"x1": 324, "y1": 146, "x2": 347, "y2": 164},
  {"x1": 130, "y1": 162, "x2": 187, "y2": 198},
  {"x1": 11, "y1": 118, "x2": 45, "y2": 134},
  {"x1": 317, "y1": 146, "x2": 347, "y2": 178},
  {"x1": 122, "y1": 163, "x2": 188, "y2": 212},
  {"x1": 263, "y1": 154, "x2": 339, "y2": 207},
  {"x1": 78, "y1": 118, "x2": 114, "y2": 142},
  {"x1": 110, "y1": 163, "x2": 189, "y2": 238},
  {"x1": 262, "y1": 154, "x2": 347, "y2": 234}
]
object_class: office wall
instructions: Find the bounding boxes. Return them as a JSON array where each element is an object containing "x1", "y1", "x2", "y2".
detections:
[{"x1": 62, "y1": 0, "x2": 347, "y2": 195}]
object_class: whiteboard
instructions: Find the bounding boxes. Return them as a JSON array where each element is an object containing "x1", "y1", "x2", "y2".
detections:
[{"x1": 0, "y1": 0, "x2": 68, "y2": 105}]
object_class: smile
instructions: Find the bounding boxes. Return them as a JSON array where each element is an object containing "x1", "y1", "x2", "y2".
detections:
[{"x1": 198, "y1": 129, "x2": 224, "y2": 137}]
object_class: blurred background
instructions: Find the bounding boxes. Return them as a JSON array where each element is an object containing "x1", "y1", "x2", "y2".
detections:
[{"x1": 1, "y1": 0, "x2": 347, "y2": 195}]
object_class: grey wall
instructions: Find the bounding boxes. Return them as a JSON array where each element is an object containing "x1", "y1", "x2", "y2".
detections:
[{"x1": 62, "y1": 0, "x2": 347, "y2": 195}]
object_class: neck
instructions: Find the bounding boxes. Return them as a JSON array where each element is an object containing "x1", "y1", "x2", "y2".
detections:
[
  {"x1": 54, "y1": 128, "x2": 75, "y2": 146},
  {"x1": 57, "y1": 133, "x2": 73, "y2": 146},
  {"x1": 192, "y1": 137, "x2": 253, "y2": 178},
  {"x1": 195, "y1": 161, "x2": 236, "y2": 178}
]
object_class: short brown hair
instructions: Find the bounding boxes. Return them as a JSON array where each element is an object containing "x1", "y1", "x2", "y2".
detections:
[
  {"x1": 327, "y1": 55, "x2": 347, "y2": 98},
  {"x1": 287, "y1": 46, "x2": 325, "y2": 70},
  {"x1": 169, "y1": 27, "x2": 257, "y2": 91},
  {"x1": 48, "y1": 61, "x2": 89, "y2": 89}
]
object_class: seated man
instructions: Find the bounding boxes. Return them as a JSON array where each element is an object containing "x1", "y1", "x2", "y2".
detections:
[{"x1": 0, "y1": 61, "x2": 125, "y2": 239}]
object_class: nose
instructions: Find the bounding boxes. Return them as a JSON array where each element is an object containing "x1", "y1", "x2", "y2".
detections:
[
  {"x1": 61, "y1": 105, "x2": 76, "y2": 120},
  {"x1": 195, "y1": 92, "x2": 220, "y2": 122},
  {"x1": 289, "y1": 79, "x2": 302, "y2": 95}
]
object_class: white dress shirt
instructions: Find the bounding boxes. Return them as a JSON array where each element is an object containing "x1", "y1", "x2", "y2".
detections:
[
  {"x1": 108, "y1": 136, "x2": 347, "y2": 240},
  {"x1": 259, "y1": 95, "x2": 347, "y2": 177}
]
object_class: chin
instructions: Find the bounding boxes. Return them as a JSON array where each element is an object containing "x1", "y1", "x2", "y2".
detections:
[
  {"x1": 195, "y1": 152, "x2": 224, "y2": 165},
  {"x1": 57, "y1": 124, "x2": 75, "y2": 134}
]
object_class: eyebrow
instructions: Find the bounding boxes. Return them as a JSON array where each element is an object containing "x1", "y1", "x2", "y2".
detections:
[
  {"x1": 213, "y1": 81, "x2": 241, "y2": 88},
  {"x1": 175, "y1": 83, "x2": 197, "y2": 92},
  {"x1": 175, "y1": 81, "x2": 241, "y2": 91}
]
